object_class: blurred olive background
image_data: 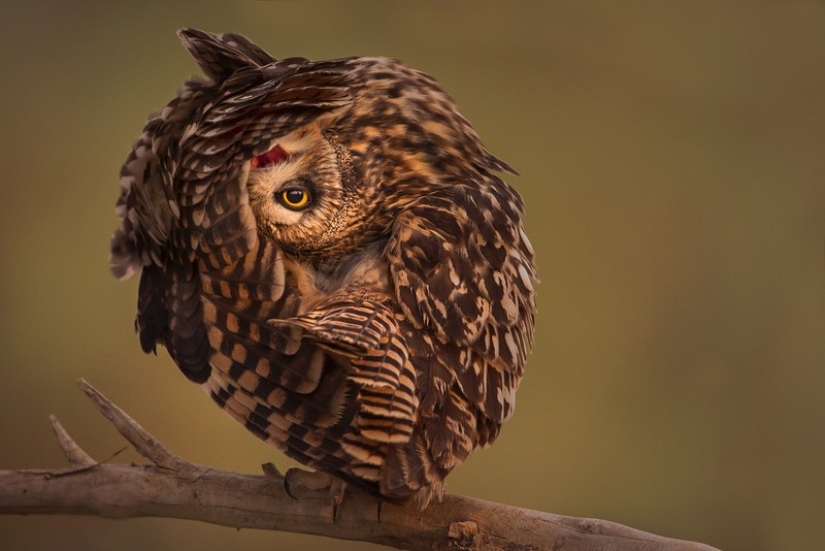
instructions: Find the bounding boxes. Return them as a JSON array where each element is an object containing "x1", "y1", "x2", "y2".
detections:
[{"x1": 0, "y1": 2, "x2": 822, "y2": 550}]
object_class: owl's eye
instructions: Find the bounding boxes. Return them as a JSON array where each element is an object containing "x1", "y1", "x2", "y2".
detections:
[{"x1": 278, "y1": 188, "x2": 311, "y2": 210}]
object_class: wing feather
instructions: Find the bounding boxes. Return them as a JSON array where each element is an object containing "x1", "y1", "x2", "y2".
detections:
[{"x1": 387, "y1": 179, "x2": 536, "y2": 429}]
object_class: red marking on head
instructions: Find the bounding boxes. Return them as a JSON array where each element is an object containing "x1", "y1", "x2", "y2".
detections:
[{"x1": 251, "y1": 145, "x2": 289, "y2": 169}]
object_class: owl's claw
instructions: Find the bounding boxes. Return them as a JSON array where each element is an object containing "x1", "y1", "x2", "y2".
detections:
[
  {"x1": 283, "y1": 467, "x2": 346, "y2": 522},
  {"x1": 330, "y1": 478, "x2": 346, "y2": 522}
]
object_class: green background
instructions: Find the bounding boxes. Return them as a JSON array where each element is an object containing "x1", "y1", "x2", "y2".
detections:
[{"x1": 1, "y1": 2, "x2": 822, "y2": 550}]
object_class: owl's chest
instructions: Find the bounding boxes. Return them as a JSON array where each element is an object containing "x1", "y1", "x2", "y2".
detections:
[{"x1": 287, "y1": 241, "x2": 394, "y2": 311}]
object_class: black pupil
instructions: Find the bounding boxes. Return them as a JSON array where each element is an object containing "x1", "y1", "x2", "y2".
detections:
[{"x1": 286, "y1": 190, "x2": 305, "y2": 204}]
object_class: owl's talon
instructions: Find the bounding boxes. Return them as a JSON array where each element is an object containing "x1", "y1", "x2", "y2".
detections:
[
  {"x1": 282, "y1": 469, "x2": 299, "y2": 499},
  {"x1": 330, "y1": 477, "x2": 346, "y2": 523}
]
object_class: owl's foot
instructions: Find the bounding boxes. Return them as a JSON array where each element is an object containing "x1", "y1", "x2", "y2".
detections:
[
  {"x1": 283, "y1": 466, "x2": 334, "y2": 494},
  {"x1": 283, "y1": 467, "x2": 347, "y2": 522}
]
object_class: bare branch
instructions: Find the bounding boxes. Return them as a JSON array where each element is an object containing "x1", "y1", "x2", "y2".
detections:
[
  {"x1": 0, "y1": 382, "x2": 722, "y2": 551},
  {"x1": 76, "y1": 378, "x2": 198, "y2": 476}
]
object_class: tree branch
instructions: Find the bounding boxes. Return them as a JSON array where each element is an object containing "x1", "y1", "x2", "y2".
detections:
[{"x1": 0, "y1": 380, "x2": 721, "y2": 551}]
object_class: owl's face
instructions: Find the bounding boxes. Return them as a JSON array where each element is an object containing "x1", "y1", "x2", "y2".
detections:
[{"x1": 245, "y1": 122, "x2": 371, "y2": 264}]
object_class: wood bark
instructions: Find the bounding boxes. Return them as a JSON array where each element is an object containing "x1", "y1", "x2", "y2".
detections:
[{"x1": 0, "y1": 380, "x2": 722, "y2": 551}]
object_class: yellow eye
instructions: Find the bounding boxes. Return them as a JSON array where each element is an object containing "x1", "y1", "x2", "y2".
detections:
[{"x1": 278, "y1": 188, "x2": 311, "y2": 210}]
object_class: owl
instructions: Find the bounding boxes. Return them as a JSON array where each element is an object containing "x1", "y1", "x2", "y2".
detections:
[{"x1": 110, "y1": 28, "x2": 536, "y2": 507}]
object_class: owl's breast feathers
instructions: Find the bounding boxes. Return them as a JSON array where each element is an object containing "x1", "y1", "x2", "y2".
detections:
[{"x1": 111, "y1": 28, "x2": 536, "y2": 505}]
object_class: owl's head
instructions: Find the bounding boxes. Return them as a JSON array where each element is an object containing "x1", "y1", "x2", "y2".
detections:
[
  {"x1": 168, "y1": 29, "x2": 516, "y2": 267},
  {"x1": 242, "y1": 121, "x2": 370, "y2": 263},
  {"x1": 240, "y1": 122, "x2": 352, "y2": 256}
]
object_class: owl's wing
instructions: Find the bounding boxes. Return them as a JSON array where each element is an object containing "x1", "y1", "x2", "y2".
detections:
[
  {"x1": 111, "y1": 31, "x2": 352, "y2": 380},
  {"x1": 206, "y1": 284, "x2": 420, "y2": 496},
  {"x1": 387, "y1": 179, "x2": 536, "y2": 435},
  {"x1": 271, "y1": 298, "x2": 418, "y2": 435}
]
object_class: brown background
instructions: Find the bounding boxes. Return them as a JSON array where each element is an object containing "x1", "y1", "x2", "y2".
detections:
[{"x1": 1, "y1": 2, "x2": 823, "y2": 550}]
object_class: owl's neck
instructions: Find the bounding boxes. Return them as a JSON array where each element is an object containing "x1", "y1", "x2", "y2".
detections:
[{"x1": 309, "y1": 238, "x2": 390, "y2": 295}]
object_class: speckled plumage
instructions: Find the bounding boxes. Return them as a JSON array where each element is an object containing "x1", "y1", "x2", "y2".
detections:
[{"x1": 111, "y1": 28, "x2": 536, "y2": 506}]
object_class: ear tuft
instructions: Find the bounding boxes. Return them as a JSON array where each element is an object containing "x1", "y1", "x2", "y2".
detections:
[{"x1": 177, "y1": 28, "x2": 276, "y2": 81}]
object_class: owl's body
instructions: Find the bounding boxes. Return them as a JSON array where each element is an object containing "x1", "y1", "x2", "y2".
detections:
[{"x1": 111, "y1": 29, "x2": 535, "y2": 505}]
